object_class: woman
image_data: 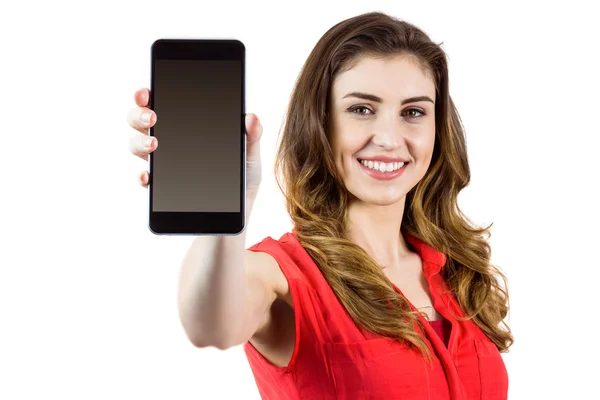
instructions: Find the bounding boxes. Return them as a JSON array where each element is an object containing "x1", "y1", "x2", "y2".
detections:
[{"x1": 127, "y1": 11, "x2": 513, "y2": 400}]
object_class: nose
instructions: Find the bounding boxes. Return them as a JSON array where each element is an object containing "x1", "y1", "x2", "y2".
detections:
[{"x1": 371, "y1": 113, "x2": 405, "y2": 150}]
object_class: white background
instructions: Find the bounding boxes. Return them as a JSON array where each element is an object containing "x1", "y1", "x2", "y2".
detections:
[{"x1": 1, "y1": 1, "x2": 599, "y2": 399}]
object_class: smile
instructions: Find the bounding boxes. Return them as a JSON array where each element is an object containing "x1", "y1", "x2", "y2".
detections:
[
  {"x1": 359, "y1": 159, "x2": 405, "y2": 172},
  {"x1": 357, "y1": 159, "x2": 408, "y2": 180}
]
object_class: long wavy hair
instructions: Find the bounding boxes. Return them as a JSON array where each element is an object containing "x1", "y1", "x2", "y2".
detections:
[{"x1": 274, "y1": 11, "x2": 513, "y2": 360}]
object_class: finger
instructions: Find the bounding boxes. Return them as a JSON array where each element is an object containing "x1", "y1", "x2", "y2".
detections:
[
  {"x1": 139, "y1": 170, "x2": 149, "y2": 188},
  {"x1": 245, "y1": 113, "x2": 263, "y2": 143},
  {"x1": 245, "y1": 113, "x2": 263, "y2": 161},
  {"x1": 127, "y1": 106, "x2": 156, "y2": 135},
  {"x1": 129, "y1": 135, "x2": 158, "y2": 160},
  {"x1": 134, "y1": 88, "x2": 150, "y2": 107}
]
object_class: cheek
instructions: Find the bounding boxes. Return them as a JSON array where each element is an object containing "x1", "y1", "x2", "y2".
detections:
[
  {"x1": 412, "y1": 128, "x2": 436, "y2": 161},
  {"x1": 331, "y1": 127, "x2": 364, "y2": 165},
  {"x1": 340, "y1": 138, "x2": 366, "y2": 170}
]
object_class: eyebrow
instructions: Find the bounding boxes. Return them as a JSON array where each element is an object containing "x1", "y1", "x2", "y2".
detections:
[{"x1": 342, "y1": 92, "x2": 434, "y2": 105}]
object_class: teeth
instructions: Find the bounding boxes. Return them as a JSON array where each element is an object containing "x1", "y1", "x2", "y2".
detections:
[{"x1": 360, "y1": 159, "x2": 405, "y2": 172}]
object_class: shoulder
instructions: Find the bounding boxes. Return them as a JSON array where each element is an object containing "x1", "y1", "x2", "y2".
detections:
[
  {"x1": 244, "y1": 232, "x2": 299, "y2": 302},
  {"x1": 247, "y1": 231, "x2": 330, "y2": 298},
  {"x1": 247, "y1": 232, "x2": 306, "y2": 281}
]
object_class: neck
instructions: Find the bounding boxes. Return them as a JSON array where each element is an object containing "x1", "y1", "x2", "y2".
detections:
[{"x1": 345, "y1": 196, "x2": 412, "y2": 268}]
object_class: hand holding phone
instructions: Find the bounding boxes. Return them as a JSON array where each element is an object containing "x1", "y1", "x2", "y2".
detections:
[
  {"x1": 127, "y1": 92, "x2": 263, "y2": 194},
  {"x1": 146, "y1": 39, "x2": 251, "y2": 235}
]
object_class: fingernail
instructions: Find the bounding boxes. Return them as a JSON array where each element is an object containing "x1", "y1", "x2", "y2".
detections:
[
  {"x1": 143, "y1": 137, "x2": 153, "y2": 148},
  {"x1": 140, "y1": 112, "x2": 151, "y2": 124}
]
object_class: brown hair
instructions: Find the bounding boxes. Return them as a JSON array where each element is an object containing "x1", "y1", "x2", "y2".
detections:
[{"x1": 274, "y1": 11, "x2": 513, "y2": 360}]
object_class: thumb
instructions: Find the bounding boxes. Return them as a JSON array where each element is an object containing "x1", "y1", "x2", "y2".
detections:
[{"x1": 245, "y1": 113, "x2": 263, "y2": 158}]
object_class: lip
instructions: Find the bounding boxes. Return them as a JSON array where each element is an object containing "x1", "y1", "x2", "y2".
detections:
[
  {"x1": 358, "y1": 156, "x2": 409, "y2": 163},
  {"x1": 357, "y1": 159, "x2": 408, "y2": 181}
]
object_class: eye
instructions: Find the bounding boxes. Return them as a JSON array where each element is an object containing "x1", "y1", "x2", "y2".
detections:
[
  {"x1": 348, "y1": 106, "x2": 374, "y2": 116},
  {"x1": 403, "y1": 108, "x2": 426, "y2": 119}
]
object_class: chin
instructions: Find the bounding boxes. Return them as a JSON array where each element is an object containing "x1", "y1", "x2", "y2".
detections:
[{"x1": 350, "y1": 189, "x2": 407, "y2": 207}]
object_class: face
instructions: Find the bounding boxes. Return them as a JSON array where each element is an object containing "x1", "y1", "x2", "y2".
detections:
[{"x1": 328, "y1": 54, "x2": 437, "y2": 207}]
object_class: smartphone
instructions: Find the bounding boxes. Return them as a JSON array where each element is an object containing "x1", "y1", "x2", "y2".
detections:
[{"x1": 147, "y1": 39, "x2": 245, "y2": 235}]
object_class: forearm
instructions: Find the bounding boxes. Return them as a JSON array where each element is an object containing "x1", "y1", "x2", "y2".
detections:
[{"x1": 177, "y1": 193, "x2": 258, "y2": 347}]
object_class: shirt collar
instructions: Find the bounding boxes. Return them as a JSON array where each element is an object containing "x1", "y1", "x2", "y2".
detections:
[{"x1": 404, "y1": 233, "x2": 447, "y2": 277}]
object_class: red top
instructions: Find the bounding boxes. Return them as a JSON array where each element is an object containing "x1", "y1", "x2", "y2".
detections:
[{"x1": 244, "y1": 232, "x2": 508, "y2": 399}]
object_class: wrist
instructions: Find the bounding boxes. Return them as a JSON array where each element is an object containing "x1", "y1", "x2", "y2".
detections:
[{"x1": 246, "y1": 188, "x2": 259, "y2": 215}]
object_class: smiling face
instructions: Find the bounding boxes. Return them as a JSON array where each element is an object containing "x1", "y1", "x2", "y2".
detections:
[{"x1": 328, "y1": 54, "x2": 437, "y2": 206}]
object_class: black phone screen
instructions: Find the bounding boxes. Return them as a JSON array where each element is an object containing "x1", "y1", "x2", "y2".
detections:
[{"x1": 149, "y1": 40, "x2": 245, "y2": 235}]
